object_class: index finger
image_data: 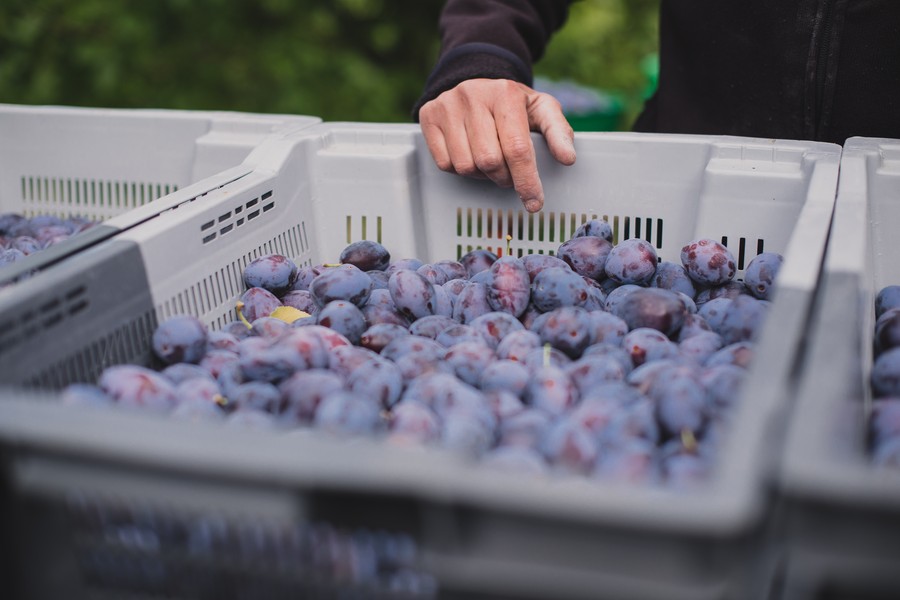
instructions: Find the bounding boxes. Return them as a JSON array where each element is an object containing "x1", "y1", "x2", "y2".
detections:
[{"x1": 494, "y1": 100, "x2": 544, "y2": 213}]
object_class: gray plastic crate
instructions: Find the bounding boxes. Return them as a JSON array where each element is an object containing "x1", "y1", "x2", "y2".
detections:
[
  {"x1": 0, "y1": 124, "x2": 842, "y2": 599},
  {"x1": 0, "y1": 393, "x2": 437, "y2": 600},
  {"x1": 778, "y1": 137, "x2": 900, "y2": 600},
  {"x1": 0, "y1": 104, "x2": 320, "y2": 285}
]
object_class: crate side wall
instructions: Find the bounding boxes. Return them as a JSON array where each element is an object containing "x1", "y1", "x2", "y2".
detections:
[
  {"x1": 0, "y1": 110, "x2": 206, "y2": 219},
  {"x1": 780, "y1": 138, "x2": 900, "y2": 599},
  {"x1": 0, "y1": 126, "x2": 845, "y2": 600},
  {"x1": 0, "y1": 240, "x2": 156, "y2": 387}
]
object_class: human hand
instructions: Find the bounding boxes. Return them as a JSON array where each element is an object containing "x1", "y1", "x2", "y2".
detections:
[{"x1": 418, "y1": 78, "x2": 576, "y2": 213}]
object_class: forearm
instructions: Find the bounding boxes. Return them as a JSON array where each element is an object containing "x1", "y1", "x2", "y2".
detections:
[{"x1": 414, "y1": 0, "x2": 574, "y2": 120}]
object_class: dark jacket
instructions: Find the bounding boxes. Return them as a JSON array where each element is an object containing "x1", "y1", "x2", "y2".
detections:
[{"x1": 414, "y1": 0, "x2": 900, "y2": 143}]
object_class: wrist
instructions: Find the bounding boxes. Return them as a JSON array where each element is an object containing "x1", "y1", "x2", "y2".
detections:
[{"x1": 413, "y1": 43, "x2": 533, "y2": 121}]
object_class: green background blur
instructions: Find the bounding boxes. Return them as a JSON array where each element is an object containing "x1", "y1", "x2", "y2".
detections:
[{"x1": 0, "y1": 0, "x2": 659, "y2": 129}]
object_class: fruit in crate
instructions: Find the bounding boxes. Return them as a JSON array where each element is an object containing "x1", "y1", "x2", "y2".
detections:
[
  {"x1": 0, "y1": 212, "x2": 98, "y2": 268},
  {"x1": 573, "y1": 218, "x2": 614, "y2": 242},
  {"x1": 152, "y1": 315, "x2": 209, "y2": 365},
  {"x1": 870, "y1": 398, "x2": 900, "y2": 468},
  {"x1": 0, "y1": 248, "x2": 27, "y2": 267},
  {"x1": 605, "y1": 238, "x2": 658, "y2": 285},
  {"x1": 243, "y1": 254, "x2": 298, "y2": 296},
  {"x1": 340, "y1": 239, "x2": 392, "y2": 271},
  {"x1": 312, "y1": 263, "x2": 374, "y2": 308},
  {"x1": 66, "y1": 233, "x2": 783, "y2": 489},
  {"x1": 875, "y1": 285, "x2": 900, "y2": 319},
  {"x1": 680, "y1": 239, "x2": 737, "y2": 287},
  {"x1": 868, "y1": 285, "x2": 900, "y2": 469},
  {"x1": 557, "y1": 236, "x2": 612, "y2": 281},
  {"x1": 743, "y1": 252, "x2": 783, "y2": 300}
]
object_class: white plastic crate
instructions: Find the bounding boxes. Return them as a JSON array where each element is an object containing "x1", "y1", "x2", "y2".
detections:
[
  {"x1": 0, "y1": 396, "x2": 437, "y2": 599},
  {"x1": 129, "y1": 124, "x2": 838, "y2": 331},
  {"x1": 0, "y1": 123, "x2": 841, "y2": 599},
  {"x1": 0, "y1": 104, "x2": 320, "y2": 283},
  {"x1": 778, "y1": 137, "x2": 900, "y2": 600}
]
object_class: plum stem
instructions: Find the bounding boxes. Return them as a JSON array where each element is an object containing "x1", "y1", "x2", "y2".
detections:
[
  {"x1": 681, "y1": 428, "x2": 698, "y2": 452},
  {"x1": 235, "y1": 301, "x2": 252, "y2": 329}
]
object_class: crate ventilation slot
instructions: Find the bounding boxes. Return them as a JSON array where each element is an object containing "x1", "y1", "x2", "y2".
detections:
[
  {"x1": 201, "y1": 191, "x2": 275, "y2": 244},
  {"x1": 0, "y1": 285, "x2": 90, "y2": 359},
  {"x1": 455, "y1": 208, "x2": 664, "y2": 259},
  {"x1": 161, "y1": 222, "x2": 308, "y2": 329},
  {"x1": 27, "y1": 311, "x2": 156, "y2": 389},
  {"x1": 20, "y1": 176, "x2": 177, "y2": 219},
  {"x1": 720, "y1": 236, "x2": 766, "y2": 270},
  {"x1": 345, "y1": 215, "x2": 383, "y2": 245}
]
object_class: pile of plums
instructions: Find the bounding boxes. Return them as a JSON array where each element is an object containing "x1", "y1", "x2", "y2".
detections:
[
  {"x1": 0, "y1": 212, "x2": 97, "y2": 268},
  {"x1": 868, "y1": 285, "x2": 900, "y2": 468},
  {"x1": 65, "y1": 221, "x2": 784, "y2": 488}
]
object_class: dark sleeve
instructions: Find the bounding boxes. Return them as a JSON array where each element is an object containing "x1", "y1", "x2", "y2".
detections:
[{"x1": 413, "y1": 0, "x2": 574, "y2": 120}]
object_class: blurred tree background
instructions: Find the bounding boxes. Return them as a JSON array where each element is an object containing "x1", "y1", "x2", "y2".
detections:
[{"x1": 0, "y1": 0, "x2": 659, "y2": 129}]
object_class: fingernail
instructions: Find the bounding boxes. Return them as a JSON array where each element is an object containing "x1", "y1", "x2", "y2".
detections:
[{"x1": 524, "y1": 199, "x2": 542, "y2": 213}]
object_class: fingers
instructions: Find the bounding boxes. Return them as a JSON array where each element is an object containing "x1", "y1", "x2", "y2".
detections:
[
  {"x1": 495, "y1": 93, "x2": 544, "y2": 212},
  {"x1": 528, "y1": 92, "x2": 577, "y2": 166},
  {"x1": 465, "y1": 107, "x2": 514, "y2": 188},
  {"x1": 418, "y1": 79, "x2": 575, "y2": 214},
  {"x1": 419, "y1": 87, "x2": 487, "y2": 181},
  {"x1": 420, "y1": 119, "x2": 452, "y2": 173},
  {"x1": 420, "y1": 100, "x2": 471, "y2": 177},
  {"x1": 443, "y1": 109, "x2": 489, "y2": 180}
]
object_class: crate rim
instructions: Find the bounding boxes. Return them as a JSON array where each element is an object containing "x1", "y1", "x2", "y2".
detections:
[
  {"x1": 0, "y1": 391, "x2": 764, "y2": 536},
  {"x1": 779, "y1": 136, "x2": 900, "y2": 509},
  {"x1": 0, "y1": 125, "x2": 844, "y2": 543}
]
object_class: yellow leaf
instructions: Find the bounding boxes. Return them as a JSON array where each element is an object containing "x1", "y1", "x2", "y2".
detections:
[{"x1": 270, "y1": 306, "x2": 310, "y2": 323}]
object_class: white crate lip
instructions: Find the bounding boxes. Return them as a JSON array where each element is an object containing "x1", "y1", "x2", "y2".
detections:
[
  {"x1": 0, "y1": 104, "x2": 319, "y2": 284},
  {"x1": 774, "y1": 137, "x2": 900, "y2": 600},
  {"x1": 0, "y1": 123, "x2": 840, "y2": 595},
  {"x1": 0, "y1": 104, "x2": 320, "y2": 218},
  {"x1": 0, "y1": 394, "x2": 749, "y2": 532},
  {"x1": 781, "y1": 136, "x2": 900, "y2": 507},
  {"x1": 2, "y1": 124, "x2": 841, "y2": 538}
]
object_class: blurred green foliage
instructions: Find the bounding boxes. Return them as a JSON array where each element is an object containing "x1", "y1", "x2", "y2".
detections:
[
  {"x1": 0, "y1": 0, "x2": 658, "y2": 128},
  {"x1": 538, "y1": 0, "x2": 661, "y2": 128}
]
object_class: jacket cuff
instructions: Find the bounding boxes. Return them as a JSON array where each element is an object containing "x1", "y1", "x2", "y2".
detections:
[{"x1": 412, "y1": 43, "x2": 533, "y2": 122}]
